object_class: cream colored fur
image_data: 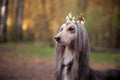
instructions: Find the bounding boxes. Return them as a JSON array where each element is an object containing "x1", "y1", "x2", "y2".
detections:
[{"x1": 62, "y1": 46, "x2": 74, "y2": 80}]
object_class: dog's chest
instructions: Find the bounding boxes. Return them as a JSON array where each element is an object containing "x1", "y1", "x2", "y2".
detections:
[{"x1": 62, "y1": 47, "x2": 74, "y2": 80}]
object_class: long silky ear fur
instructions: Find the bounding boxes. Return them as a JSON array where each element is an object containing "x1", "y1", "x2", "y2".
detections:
[
  {"x1": 55, "y1": 43, "x2": 65, "y2": 80},
  {"x1": 71, "y1": 22, "x2": 90, "y2": 80}
]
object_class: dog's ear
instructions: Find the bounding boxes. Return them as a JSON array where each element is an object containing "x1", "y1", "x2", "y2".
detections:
[
  {"x1": 75, "y1": 23, "x2": 89, "y2": 60},
  {"x1": 55, "y1": 44, "x2": 65, "y2": 80},
  {"x1": 71, "y1": 23, "x2": 89, "y2": 80}
]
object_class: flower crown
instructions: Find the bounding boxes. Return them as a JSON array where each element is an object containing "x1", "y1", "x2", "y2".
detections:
[{"x1": 66, "y1": 13, "x2": 85, "y2": 25}]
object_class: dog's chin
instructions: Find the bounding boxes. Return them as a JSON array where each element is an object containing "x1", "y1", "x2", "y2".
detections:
[{"x1": 56, "y1": 41, "x2": 70, "y2": 46}]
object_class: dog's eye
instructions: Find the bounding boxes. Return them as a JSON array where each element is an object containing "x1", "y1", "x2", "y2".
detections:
[{"x1": 68, "y1": 27, "x2": 75, "y2": 31}]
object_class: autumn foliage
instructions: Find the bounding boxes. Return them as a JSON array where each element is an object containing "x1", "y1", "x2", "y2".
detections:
[{"x1": 0, "y1": 0, "x2": 120, "y2": 48}]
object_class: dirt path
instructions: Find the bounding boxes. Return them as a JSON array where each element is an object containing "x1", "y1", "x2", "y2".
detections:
[{"x1": 0, "y1": 47, "x2": 54, "y2": 80}]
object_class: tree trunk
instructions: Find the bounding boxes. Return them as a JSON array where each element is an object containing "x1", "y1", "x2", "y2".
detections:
[
  {"x1": 15, "y1": 0, "x2": 24, "y2": 41},
  {"x1": 115, "y1": 29, "x2": 120, "y2": 48},
  {"x1": 115, "y1": 0, "x2": 120, "y2": 48},
  {"x1": 0, "y1": 0, "x2": 3, "y2": 37},
  {"x1": 0, "y1": 0, "x2": 3, "y2": 23},
  {"x1": 0, "y1": 0, "x2": 9, "y2": 42}
]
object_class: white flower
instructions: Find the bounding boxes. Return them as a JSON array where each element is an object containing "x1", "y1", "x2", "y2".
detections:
[{"x1": 66, "y1": 12, "x2": 75, "y2": 22}]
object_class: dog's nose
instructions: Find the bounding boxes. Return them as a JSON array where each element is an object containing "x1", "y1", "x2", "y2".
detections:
[{"x1": 54, "y1": 37, "x2": 61, "y2": 42}]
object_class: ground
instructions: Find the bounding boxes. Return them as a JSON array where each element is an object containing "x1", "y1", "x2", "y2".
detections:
[
  {"x1": 0, "y1": 46, "x2": 54, "y2": 80},
  {"x1": 0, "y1": 43, "x2": 120, "y2": 80}
]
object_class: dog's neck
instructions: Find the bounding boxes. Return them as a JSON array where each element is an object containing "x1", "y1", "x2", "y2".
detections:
[
  {"x1": 62, "y1": 46, "x2": 74, "y2": 80},
  {"x1": 63, "y1": 46, "x2": 74, "y2": 66}
]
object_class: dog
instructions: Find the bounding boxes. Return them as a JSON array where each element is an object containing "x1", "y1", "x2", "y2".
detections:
[{"x1": 54, "y1": 14, "x2": 120, "y2": 80}]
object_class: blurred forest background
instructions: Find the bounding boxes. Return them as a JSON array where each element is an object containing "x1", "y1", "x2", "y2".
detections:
[
  {"x1": 0, "y1": 0, "x2": 120, "y2": 80},
  {"x1": 0, "y1": 0, "x2": 120, "y2": 48}
]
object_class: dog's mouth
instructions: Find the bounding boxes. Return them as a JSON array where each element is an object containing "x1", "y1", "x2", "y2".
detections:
[{"x1": 55, "y1": 38, "x2": 63, "y2": 45}]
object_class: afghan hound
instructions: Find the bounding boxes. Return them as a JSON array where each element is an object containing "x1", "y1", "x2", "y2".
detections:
[{"x1": 54, "y1": 19, "x2": 120, "y2": 80}]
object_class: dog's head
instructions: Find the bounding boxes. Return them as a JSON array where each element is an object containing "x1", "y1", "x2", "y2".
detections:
[{"x1": 54, "y1": 21, "x2": 77, "y2": 46}]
